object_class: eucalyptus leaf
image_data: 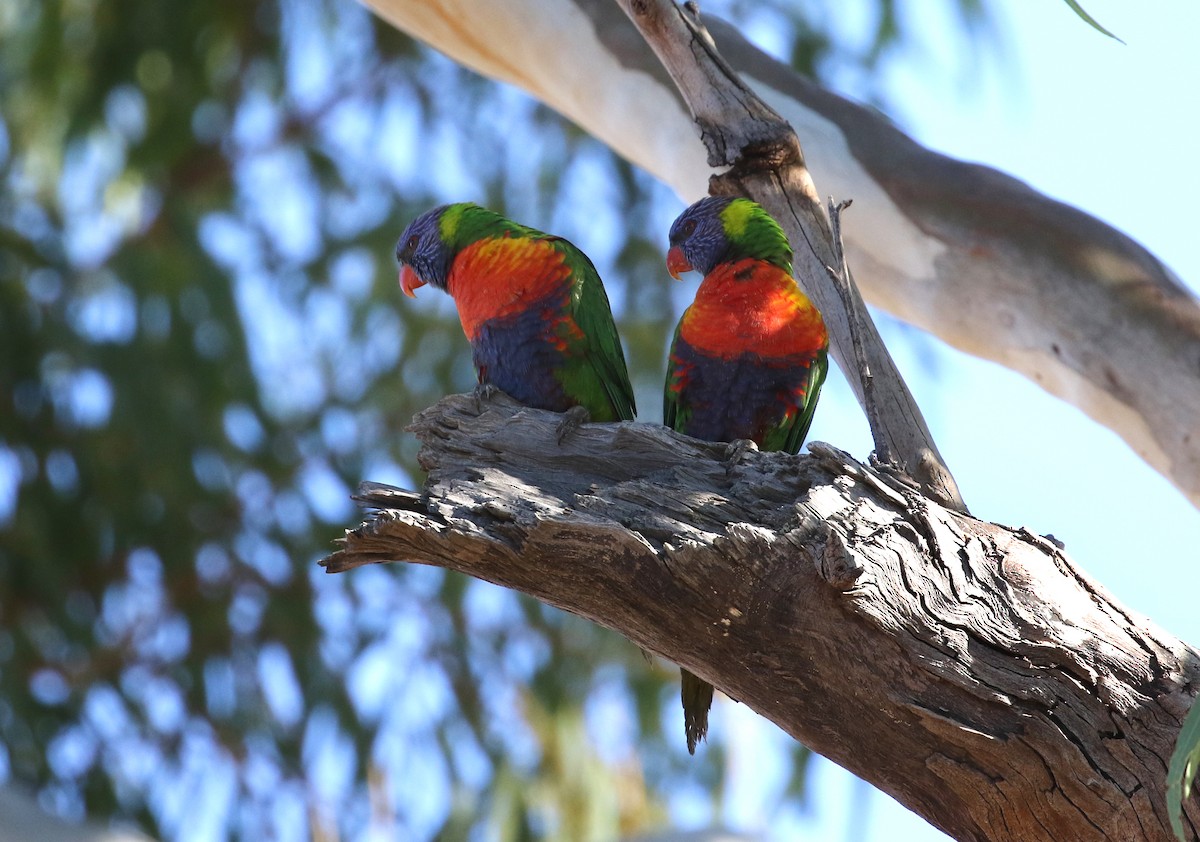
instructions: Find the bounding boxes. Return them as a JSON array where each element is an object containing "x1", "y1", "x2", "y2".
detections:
[
  {"x1": 1168, "y1": 698, "x2": 1200, "y2": 840},
  {"x1": 1062, "y1": 0, "x2": 1126, "y2": 43}
]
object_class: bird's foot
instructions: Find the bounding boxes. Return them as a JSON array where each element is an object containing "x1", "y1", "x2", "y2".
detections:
[
  {"x1": 555, "y1": 405, "x2": 591, "y2": 444},
  {"x1": 722, "y1": 438, "x2": 759, "y2": 476},
  {"x1": 472, "y1": 382, "x2": 502, "y2": 412}
]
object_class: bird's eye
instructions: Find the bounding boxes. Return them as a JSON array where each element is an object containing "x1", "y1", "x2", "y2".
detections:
[
  {"x1": 406, "y1": 235, "x2": 419, "y2": 251},
  {"x1": 680, "y1": 219, "x2": 697, "y2": 237}
]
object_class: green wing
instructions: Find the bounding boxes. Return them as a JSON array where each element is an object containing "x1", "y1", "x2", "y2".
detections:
[
  {"x1": 780, "y1": 348, "x2": 828, "y2": 454},
  {"x1": 663, "y1": 319, "x2": 685, "y2": 431},
  {"x1": 556, "y1": 238, "x2": 638, "y2": 422}
]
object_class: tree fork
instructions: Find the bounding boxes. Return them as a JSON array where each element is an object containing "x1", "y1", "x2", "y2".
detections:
[
  {"x1": 322, "y1": 392, "x2": 1200, "y2": 842},
  {"x1": 617, "y1": 0, "x2": 965, "y2": 511}
]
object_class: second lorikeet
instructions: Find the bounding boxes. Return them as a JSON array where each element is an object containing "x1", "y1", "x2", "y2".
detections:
[
  {"x1": 664, "y1": 195, "x2": 829, "y2": 754},
  {"x1": 395, "y1": 202, "x2": 636, "y2": 425}
]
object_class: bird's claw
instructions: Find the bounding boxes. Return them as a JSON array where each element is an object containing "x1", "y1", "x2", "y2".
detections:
[
  {"x1": 472, "y1": 382, "x2": 501, "y2": 412},
  {"x1": 723, "y1": 439, "x2": 758, "y2": 476},
  {"x1": 555, "y1": 405, "x2": 591, "y2": 444}
]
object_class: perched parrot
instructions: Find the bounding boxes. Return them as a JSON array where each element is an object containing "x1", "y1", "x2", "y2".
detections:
[
  {"x1": 395, "y1": 202, "x2": 636, "y2": 425},
  {"x1": 663, "y1": 195, "x2": 829, "y2": 754}
]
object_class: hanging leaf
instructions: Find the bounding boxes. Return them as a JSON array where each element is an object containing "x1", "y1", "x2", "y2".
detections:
[{"x1": 1061, "y1": 0, "x2": 1126, "y2": 44}]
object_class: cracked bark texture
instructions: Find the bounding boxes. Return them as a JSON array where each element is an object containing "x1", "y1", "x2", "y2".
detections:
[
  {"x1": 323, "y1": 394, "x2": 1200, "y2": 842},
  {"x1": 364, "y1": 0, "x2": 1200, "y2": 509}
]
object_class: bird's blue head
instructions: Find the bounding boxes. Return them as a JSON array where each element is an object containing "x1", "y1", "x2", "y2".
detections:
[
  {"x1": 667, "y1": 196, "x2": 793, "y2": 277},
  {"x1": 396, "y1": 204, "x2": 455, "y2": 296},
  {"x1": 666, "y1": 196, "x2": 735, "y2": 278}
]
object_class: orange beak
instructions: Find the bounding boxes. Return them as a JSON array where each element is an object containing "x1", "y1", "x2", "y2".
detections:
[
  {"x1": 399, "y1": 264, "x2": 425, "y2": 298},
  {"x1": 666, "y1": 245, "x2": 693, "y2": 280}
]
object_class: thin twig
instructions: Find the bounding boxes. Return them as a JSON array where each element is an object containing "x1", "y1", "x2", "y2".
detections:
[{"x1": 824, "y1": 197, "x2": 890, "y2": 465}]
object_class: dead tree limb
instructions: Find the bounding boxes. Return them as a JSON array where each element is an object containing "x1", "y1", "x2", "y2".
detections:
[{"x1": 323, "y1": 393, "x2": 1200, "y2": 842}]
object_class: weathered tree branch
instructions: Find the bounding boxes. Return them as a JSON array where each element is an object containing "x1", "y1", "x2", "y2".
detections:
[
  {"x1": 616, "y1": 0, "x2": 964, "y2": 512},
  {"x1": 365, "y1": 0, "x2": 1200, "y2": 509},
  {"x1": 826, "y1": 198, "x2": 887, "y2": 449},
  {"x1": 323, "y1": 393, "x2": 1200, "y2": 842}
]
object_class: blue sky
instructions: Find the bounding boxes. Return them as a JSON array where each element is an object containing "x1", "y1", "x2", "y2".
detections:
[{"x1": 746, "y1": 3, "x2": 1200, "y2": 839}]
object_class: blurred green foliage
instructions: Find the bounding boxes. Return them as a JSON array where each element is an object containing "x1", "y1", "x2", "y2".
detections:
[{"x1": 0, "y1": 0, "x2": 992, "y2": 838}]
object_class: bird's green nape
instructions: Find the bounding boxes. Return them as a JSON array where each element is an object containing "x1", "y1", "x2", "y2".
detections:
[
  {"x1": 437, "y1": 202, "x2": 535, "y2": 250},
  {"x1": 719, "y1": 198, "x2": 793, "y2": 274}
]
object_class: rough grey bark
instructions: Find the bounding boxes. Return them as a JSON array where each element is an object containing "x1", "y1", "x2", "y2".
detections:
[
  {"x1": 364, "y1": 0, "x2": 1200, "y2": 509},
  {"x1": 323, "y1": 393, "x2": 1200, "y2": 842}
]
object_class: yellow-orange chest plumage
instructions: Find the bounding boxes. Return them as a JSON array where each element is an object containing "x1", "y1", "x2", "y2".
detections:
[
  {"x1": 678, "y1": 259, "x2": 826, "y2": 358},
  {"x1": 447, "y1": 236, "x2": 573, "y2": 340}
]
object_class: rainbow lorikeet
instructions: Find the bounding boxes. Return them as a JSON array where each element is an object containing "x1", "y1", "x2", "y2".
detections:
[
  {"x1": 664, "y1": 196, "x2": 829, "y2": 754},
  {"x1": 395, "y1": 202, "x2": 636, "y2": 426}
]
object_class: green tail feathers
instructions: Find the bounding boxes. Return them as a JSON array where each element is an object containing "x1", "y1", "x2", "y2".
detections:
[{"x1": 680, "y1": 667, "x2": 715, "y2": 755}]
